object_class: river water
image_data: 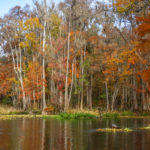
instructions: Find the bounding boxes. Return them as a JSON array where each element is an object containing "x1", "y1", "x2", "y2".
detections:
[{"x1": 0, "y1": 118, "x2": 150, "y2": 150}]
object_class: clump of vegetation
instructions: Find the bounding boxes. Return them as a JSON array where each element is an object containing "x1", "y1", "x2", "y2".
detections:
[
  {"x1": 139, "y1": 112, "x2": 150, "y2": 116},
  {"x1": 139, "y1": 124, "x2": 150, "y2": 130},
  {"x1": 59, "y1": 112, "x2": 97, "y2": 120},
  {"x1": 101, "y1": 112, "x2": 119, "y2": 118},
  {"x1": 96, "y1": 128, "x2": 133, "y2": 132},
  {"x1": 67, "y1": 109, "x2": 99, "y2": 117},
  {"x1": 96, "y1": 128, "x2": 122, "y2": 132},
  {"x1": 120, "y1": 111, "x2": 134, "y2": 116},
  {"x1": 123, "y1": 128, "x2": 133, "y2": 132},
  {"x1": 100, "y1": 110, "x2": 149, "y2": 119}
]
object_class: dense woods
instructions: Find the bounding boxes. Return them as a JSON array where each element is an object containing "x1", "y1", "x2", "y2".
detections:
[{"x1": 0, "y1": 0, "x2": 150, "y2": 112}]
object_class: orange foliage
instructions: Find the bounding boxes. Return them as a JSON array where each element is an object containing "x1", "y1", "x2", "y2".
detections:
[
  {"x1": 23, "y1": 62, "x2": 44, "y2": 101},
  {"x1": 0, "y1": 62, "x2": 14, "y2": 95}
]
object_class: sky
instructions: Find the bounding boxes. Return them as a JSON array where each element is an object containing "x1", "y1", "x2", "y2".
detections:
[{"x1": 0, "y1": 0, "x2": 62, "y2": 17}]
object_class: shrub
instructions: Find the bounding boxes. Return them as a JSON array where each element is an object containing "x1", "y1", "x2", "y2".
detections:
[{"x1": 59, "y1": 112, "x2": 97, "y2": 120}]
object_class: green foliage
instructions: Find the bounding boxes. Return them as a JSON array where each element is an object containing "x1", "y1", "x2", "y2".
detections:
[
  {"x1": 99, "y1": 93, "x2": 106, "y2": 99},
  {"x1": 49, "y1": 13, "x2": 62, "y2": 38},
  {"x1": 1, "y1": 96, "x2": 12, "y2": 105},
  {"x1": 102, "y1": 112, "x2": 119, "y2": 118},
  {"x1": 123, "y1": 128, "x2": 133, "y2": 132},
  {"x1": 139, "y1": 112, "x2": 150, "y2": 116},
  {"x1": 121, "y1": 111, "x2": 134, "y2": 116},
  {"x1": 59, "y1": 112, "x2": 97, "y2": 120}
]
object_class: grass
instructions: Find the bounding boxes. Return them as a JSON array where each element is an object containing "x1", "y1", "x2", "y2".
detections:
[
  {"x1": 120, "y1": 111, "x2": 134, "y2": 116},
  {"x1": 96, "y1": 127, "x2": 133, "y2": 132},
  {"x1": 138, "y1": 124, "x2": 150, "y2": 130},
  {"x1": 0, "y1": 115, "x2": 40, "y2": 120},
  {"x1": 66, "y1": 109, "x2": 99, "y2": 116},
  {"x1": 58, "y1": 112, "x2": 97, "y2": 120},
  {"x1": 100, "y1": 110, "x2": 150, "y2": 119},
  {"x1": 101, "y1": 112, "x2": 119, "y2": 118},
  {"x1": 0, "y1": 106, "x2": 98, "y2": 120},
  {"x1": 57, "y1": 109, "x2": 99, "y2": 120},
  {"x1": 1, "y1": 105, "x2": 150, "y2": 120},
  {"x1": 0, "y1": 105, "x2": 20, "y2": 115},
  {"x1": 0, "y1": 113, "x2": 97, "y2": 120}
]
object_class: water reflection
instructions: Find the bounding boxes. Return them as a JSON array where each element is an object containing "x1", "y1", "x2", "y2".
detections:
[{"x1": 0, "y1": 118, "x2": 150, "y2": 150}]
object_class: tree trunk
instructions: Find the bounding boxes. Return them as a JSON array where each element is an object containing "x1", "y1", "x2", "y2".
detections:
[
  {"x1": 142, "y1": 81, "x2": 147, "y2": 110},
  {"x1": 133, "y1": 75, "x2": 138, "y2": 110},
  {"x1": 68, "y1": 62, "x2": 74, "y2": 107},
  {"x1": 64, "y1": 32, "x2": 70, "y2": 110},
  {"x1": 105, "y1": 81, "x2": 109, "y2": 110},
  {"x1": 42, "y1": 0, "x2": 47, "y2": 113},
  {"x1": 111, "y1": 85, "x2": 119, "y2": 111}
]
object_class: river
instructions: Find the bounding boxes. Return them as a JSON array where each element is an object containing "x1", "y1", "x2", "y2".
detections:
[{"x1": 0, "y1": 118, "x2": 150, "y2": 150}]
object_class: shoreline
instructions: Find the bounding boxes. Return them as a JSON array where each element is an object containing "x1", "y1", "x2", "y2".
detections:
[{"x1": 0, "y1": 114, "x2": 150, "y2": 120}]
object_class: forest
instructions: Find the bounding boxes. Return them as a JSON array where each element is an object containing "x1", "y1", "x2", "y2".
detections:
[{"x1": 0, "y1": 0, "x2": 150, "y2": 113}]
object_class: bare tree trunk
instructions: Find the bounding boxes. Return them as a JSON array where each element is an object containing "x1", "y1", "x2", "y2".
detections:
[
  {"x1": 125, "y1": 86, "x2": 128, "y2": 109},
  {"x1": 80, "y1": 43, "x2": 86, "y2": 110},
  {"x1": 80, "y1": 49, "x2": 84, "y2": 110},
  {"x1": 89, "y1": 78, "x2": 93, "y2": 109},
  {"x1": 142, "y1": 81, "x2": 147, "y2": 110},
  {"x1": 10, "y1": 42, "x2": 27, "y2": 110},
  {"x1": 68, "y1": 62, "x2": 74, "y2": 107},
  {"x1": 105, "y1": 81, "x2": 109, "y2": 110},
  {"x1": 64, "y1": 32, "x2": 70, "y2": 110},
  {"x1": 42, "y1": 0, "x2": 47, "y2": 113},
  {"x1": 87, "y1": 76, "x2": 92, "y2": 110},
  {"x1": 121, "y1": 87, "x2": 125, "y2": 110},
  {"x1": 111, "y1": 85, "x2": 119, "y2": 111},
  {"x1": 133, "y1": 75, "x2": 138, "y2": 110}
]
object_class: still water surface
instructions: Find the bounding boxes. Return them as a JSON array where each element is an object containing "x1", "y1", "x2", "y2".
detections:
[{"x1": 0, "y1": 118, "x2": 150, "y2": 150}]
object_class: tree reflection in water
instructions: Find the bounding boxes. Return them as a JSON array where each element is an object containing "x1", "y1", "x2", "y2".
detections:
[{"x1": 0, "y1": 118, "x2": 150, "y2": 150}]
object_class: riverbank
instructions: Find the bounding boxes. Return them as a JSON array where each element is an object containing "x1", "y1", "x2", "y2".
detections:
[
  {"x1": 0, "y1": 113, "x2": 98, "y2": 120},
  {"x1": 100, "y1": 111, "x2": 150, "y2": 118},
  {"x1": 1, "y1": 105, "x2": 150, "y2": 120},
  {"x1": 0, "y1": 106, "x2": 99, "y2": 120}
]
